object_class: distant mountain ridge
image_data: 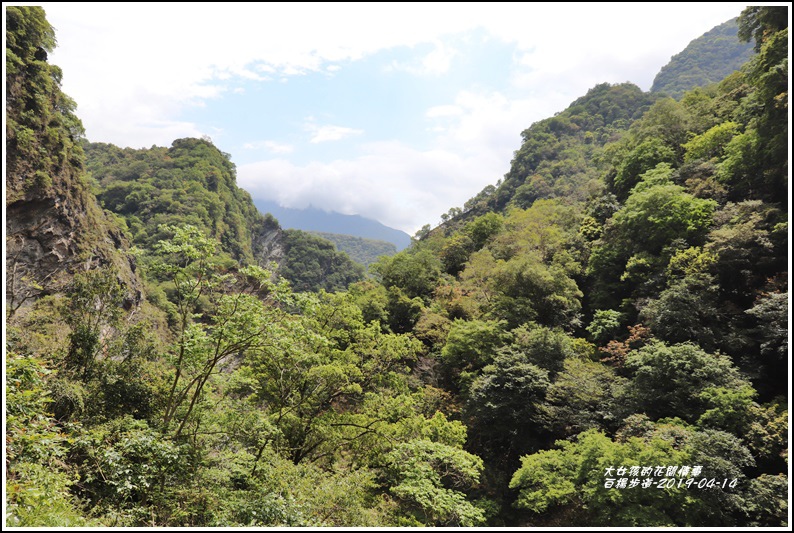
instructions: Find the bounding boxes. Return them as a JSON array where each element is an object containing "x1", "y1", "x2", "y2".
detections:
[{"x1": 254, "y1": 200, "x2": 412, "y2": 251}]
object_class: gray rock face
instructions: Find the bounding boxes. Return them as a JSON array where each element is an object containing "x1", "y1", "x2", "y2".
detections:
[
  {"x1": 251, "y1": 224, "x2": 285, "y2": 270},
  {"x1": 6, "y1": 184, "x2": 142, "y2": 316}
]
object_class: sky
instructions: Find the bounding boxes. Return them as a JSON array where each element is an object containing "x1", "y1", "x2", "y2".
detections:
[{"x1": 33, "y1": 2, "x2": 751, "y2": 234}]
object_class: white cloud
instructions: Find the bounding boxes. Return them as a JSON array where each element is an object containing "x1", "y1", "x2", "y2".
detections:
[
  {"x1": 39, "y1": 2, "x2": 751, "y2": 230},
  {"x1": 238, "y1": 136, "x2": 512, "y2": 234},
  {"x1": 426, "y1": 105, "x2": 463, "y2": 118},
  {"x1": 239, "y1": 83, "x2": 606, "y2": 233},
  {"x1": 41, "y1": 2, "x2": 747, "y2": 149},
  {"x1": 387, "y1": 40, "x2": 458, "y2": 76},
  {"x1": 307, "y1": 124, "x2": 364, "y2": 144},
  {"x1": 242, "y1": 140, "x2": 295, "y2": 154}
]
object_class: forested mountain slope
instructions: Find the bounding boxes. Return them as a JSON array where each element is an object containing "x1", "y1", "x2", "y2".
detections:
[
  {"x1": 5, "y1": 5, "x2": 789, "y2": 528},
  {"x1": 390, "y1": 5, "x2": 789, "y2": 524},
  {"x1": 5, "y1": 7, "x2": 141, "y2": 316},
  {"x1": 651, "y1": 18, "x2": 755, "y2": 99},
  {"x1": 84, "y1": 140, "x2": 365, "y2": 292},
  {"x1": 426, "y1": 82, "x2": 662, "y2": 237}
]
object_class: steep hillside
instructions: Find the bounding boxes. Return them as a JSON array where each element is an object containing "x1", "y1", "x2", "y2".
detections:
[
  {"x1": 651, "y1": 18, "x2": 754, "y2": 99},
  {"x1": 85, "y1": 139, "x2": 364, "y2": 292},
  {"x1": 279, "y1": 230, "x2": 366, "y2": 291},
  {"x1": 5, "y1": 6, "x2": 141, "y2": 315},
  {"x1": 430, "y1": 82, "x2": 661, "y2": 236},
  {"x1": 84, "y1": 139, "x2": 278, "y2": 264},
  {"x1": 398, "y1": 9, "x2": 788, "y2": 523}
]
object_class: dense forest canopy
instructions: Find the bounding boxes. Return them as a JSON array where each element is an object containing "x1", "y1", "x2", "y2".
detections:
[{"x1": 5, "y1": 5, "x2": 790, "y2": 527}]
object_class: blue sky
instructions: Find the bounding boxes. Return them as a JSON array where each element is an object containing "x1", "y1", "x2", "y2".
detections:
[{"x1": 35, "y1": 2, "x2": 751, "y2": 234}]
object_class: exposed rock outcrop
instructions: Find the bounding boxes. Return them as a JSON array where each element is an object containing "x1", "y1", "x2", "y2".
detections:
[{"x1": 5, "y1": 6, "x2": 142, "y2": 317}]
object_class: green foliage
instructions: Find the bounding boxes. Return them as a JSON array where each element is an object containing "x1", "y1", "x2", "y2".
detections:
[
  {"x1": 310, "y1": 231, "x2": 397, "y2": 268},
  {"x1": 511, "y1": 422, "x2": 760, "y2": 526},
  {"x1": 5, "y1": 4, "x2": 788, "y2": 527},
  {"x1": 464, "y1": 212, "x2": 504, "y2": 249},
  {"x1": 439, "y1": 233, "x2": 475, "y2": 275},
  {"x1": 86, "y1": 139, "x2": 272, "y2": 264},
  {"x1": 705, "y1": 201, "x2": 787, "y2": 307},
  {"x1": 242, "y1": 289, "x2": 423, "y2": 464},
  {"x1": 740, "y1": 474, "x2": 789, "y2": 526},
  {"x1": 458, "y1": 202, "x2": 585, "y2": 329},
  {"x1": 510, "y1": 429, "x2": 691, "y2": 525},
  {"x1": 624, "y1": 341, "x2": 748, "y2": 422},
  {"x1": 640, "y1": 273, "x2": 722, "y2": 348},
  {"x1": 6, "y1": 6, "x2": 85, "y2": 202},
  {"x1": 586, "y1": 310, "x2": 624, "y2": 345},
  {"x1": 71, "y1": 417, "x2": 184, "y2": 518},
  {"x1": 371, "y1": 248, "x2": 443, "y2": 301},
  {"x1": 149, "y1": 225, "x2": 287, "y2": 439},
  {"x1": 731, "y1": 8, "x2": 788, "y2": 204},
  {"x1": 6, "y1": 349, "x2": 94, "y2": 527},
  {"x1": 589, "y1": 192, "x2": 713, "y2": 314},
  {"x1": 683, "y1": 121, "x2": 741, "y2": 162},
  {"x1": 697, "y1": 385, "x2": 757, "y2": 434},
  {"x1": 465, "y1": 349, "x2": 550, "y2": 461},
  {"x1": 62, "y1": 268, "x2": 126, "y2": 380},
  {"x1": 280, "y1": 229, "x2": 365, "y2": 292},
  {"x1": 508, "y1": 322, "x2": 577, "y2": 376},
  {"x1": 651, "y1": 18, "x2": 754, "y2": 99},
  {"x1": 629, "y1": 162, "x2": 675, "y2": 193},
  {"x1": 441, "y1": 318, "x2": 509, "y2": 377},
  {"x1": 737, "y1": 6, "x2": 788, "y2": 52},
  {"x1": 482, "y1": 83, "x2": 659, "y2": 215},
  {"x1": 746, "y1": 291, "x2": 788, "y2": 361},
  {"x1": 6, "y1": 348, "x2": 66, "y2": 468},
  {"x1": 6, "y1": 463, "x2": 97, "y2": 527},
  {"x1": 215, "y1": 448, "x2": 393, "y2": 526},
  {"x1": 612, "y1": 138, "x2": 676, "y2": 199},
  {"x1": 385, "y1": 440, "x2": 486, "y2": 526},
  {"x1": 545, "y1": 359, "x2": 628, "y2": 437}
]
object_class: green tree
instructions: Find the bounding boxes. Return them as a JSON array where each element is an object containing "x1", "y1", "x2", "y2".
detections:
[
  {"x1": 510, "y1": 422, "x2": 758, "y2": 526},
  {"x1": 279, "y1": 229, "x2": 365, "y2": 292},
  {"x1": 371, "y1": 248, "x2": 443, "y2": 301},
  {"x1": 62, "y1": 268, "x2": 125, "y2": 380},
  {"x1": 624, "y1": 341, "x2": 748, "y2": 422},
  {"x1": 465, "y1": 349, "x2": 550, "y2": 462},
  {"x1": 509, "y1": 429, "x2": 690, "y2": 525},
  {"x1": 730, "y1": 7, "x2": 788, "y2": 204},
  {"x1": 545, "y1": 358, "x2": 628, "y2": 438},
  {"x1": 683, "y1": 121, "x2": 741, "y2": 162},
  {"x1": 150, "y1": 225, "x2": 283, "y2": 439},
  {"x1": 588, "y1": 183, "x2": 716, "y2": 311},
  {"x1": 384, "y1": 440, "x2": 486, "y2": 526},
  {"x1": 6, "y1": 348, "x2": 95, "y2": 527},
  {"x1": 586, "y1": 310, "x2": 624, "y2": 345},
  {"x1": 440, "y1": 318, "x2": 510, "y2": 384},
  {"x1": 508, "y1": 322, "x2": 577, "y2": 376},
  {"x1": 612, "y1": 138, "x2": 676, "y2": 199},
  {"x1": 640, "y1": 273, "x2": 722, "y2": 349}
]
